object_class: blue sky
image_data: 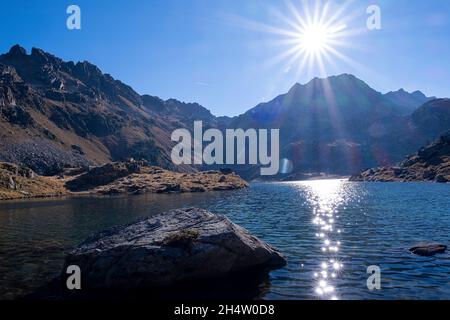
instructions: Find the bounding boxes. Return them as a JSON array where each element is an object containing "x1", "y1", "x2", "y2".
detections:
[{"x1": 1, "y1": 0, "x2": 449, "y2": 116}]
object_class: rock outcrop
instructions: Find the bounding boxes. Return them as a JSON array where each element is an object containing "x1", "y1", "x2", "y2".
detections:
[
  {"x1": 62, "y1": 208, "x2": 286, "y2": 289},
  {"x1": 64, "y1": 161, "x2": 248, "y2": 195},
  {"x1": 0, "y1": 162, "x2": 67, "y2": 200},
  {"x1": 65, "y1": 161, "x2": 141, "y2": 191},
  {"x1": 0, "y1": 161, "x2": 248, "y2": 200},
  {"x1": 350, "y1": 132, "x2": 450, "y2": 183}
]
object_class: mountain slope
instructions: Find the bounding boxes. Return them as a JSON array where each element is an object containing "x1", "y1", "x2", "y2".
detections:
[
  {"x1": 0, "y1": 45, "x2": 216, "y2": 174},
  {"x1": 411, "y1": 99, "x2": 450, "y2": 138},
  {"x1": 230, "y1": 74, "x2": 438, "y2": 176}
]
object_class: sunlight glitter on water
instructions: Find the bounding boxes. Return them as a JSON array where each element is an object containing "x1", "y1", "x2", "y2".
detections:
[
  {"x1": 292, "y1": 179, "x2": 351, "y2": 300},
  {"x1": 2, "y1": 181, "x2": 449, "y2": 300}
]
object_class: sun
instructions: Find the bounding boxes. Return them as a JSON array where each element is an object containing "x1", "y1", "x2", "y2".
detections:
[
  {"x1": 229, "y1": 0, "x2": 362, "y2": 78},
  {"x1": 298, "y1": 24, "x2": 332, "y2": 54},
  {"x1": 279, "y1": 1, "x2": 353, "y2": 76}
]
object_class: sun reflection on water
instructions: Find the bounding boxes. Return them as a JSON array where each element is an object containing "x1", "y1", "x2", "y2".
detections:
[{"x1": 294, "y1": 179, "x2": 350, "y2": 300}]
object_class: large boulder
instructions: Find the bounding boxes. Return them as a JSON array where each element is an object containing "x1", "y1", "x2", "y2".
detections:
[{"x1": 63, "y1": 208, "x2": 286, "y2": 289}]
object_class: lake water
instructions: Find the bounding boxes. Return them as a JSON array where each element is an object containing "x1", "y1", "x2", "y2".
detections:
[{"x1": 0, "y1": 180, "x2": 449, "y2": 300}]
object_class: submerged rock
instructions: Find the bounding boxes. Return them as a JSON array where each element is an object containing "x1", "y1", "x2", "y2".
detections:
[
  {"x1": 63, "y1": 208, "x2": 286, "y2": 289},
  {"x1": 409, "y1": 243, "x2": 447, "y2": 256}
]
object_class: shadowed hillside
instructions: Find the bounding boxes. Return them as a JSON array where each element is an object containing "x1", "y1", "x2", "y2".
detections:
[{"x1": 228, "y1": 75, "x2": 449, "y2": 179}]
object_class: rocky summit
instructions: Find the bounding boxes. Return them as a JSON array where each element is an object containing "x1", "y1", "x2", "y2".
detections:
[
  {"x1": 63, "y1": 208, "x2": 287, "y2": 289},
  {"x1": 350, "y1": 131, "x2": 450, "y2": 182}
]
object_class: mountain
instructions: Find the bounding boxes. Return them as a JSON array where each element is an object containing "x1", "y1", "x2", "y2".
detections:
[
  {"x1": 351, "y1": 131, "x2": 450, "y2": 183},
  {"x1": 1, "y1": 45, "x2": 449, "y2": 179},
  {"x1": 0, "y1": 45, "x2": 216, "y2": 174},
  {"x1": 384, "y1": 88, "x2": 434, "y2": 115},
  {"x1": 229, "y1": 74, "x2": 445, "y2": 177}
]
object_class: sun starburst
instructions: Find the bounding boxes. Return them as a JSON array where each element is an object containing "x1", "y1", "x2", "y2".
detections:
[
  {"x1": 276, "y1": 0, "x2": 361, "y2": 78},
  {"x1": 228, "y1": 0, "x2": 365, "y2": 79}
]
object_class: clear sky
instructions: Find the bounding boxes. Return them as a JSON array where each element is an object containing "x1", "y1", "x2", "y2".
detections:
[{"x1": 1, "y1": 0, "x2": 449, "y2": 116}]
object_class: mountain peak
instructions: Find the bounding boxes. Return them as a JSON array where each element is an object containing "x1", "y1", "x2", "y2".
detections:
[
  {"x1": 31, "y1": 47, "x2": 52, "y2": 59},
  {"x1": 388, "y1": 88, "x2": 428, "y2": 99},
  {"x1": 288, "y1": 82, "x2": 303, "y2": 93},
  {"x1": 7, "y1": 44, "x2": 27, "y2": 57},
  {"x1": 384, "y1": 88, "x2": 435, "y2": 115},
  {"x1": 336, "y1": 73, "x2": 357, "y2": 79},
  {"x1": 303, "y1": 73, "x2": 362, "y2": 85},
  {"x1": 286, "y1": 74, "x2": 372, "y2": 99},
  {"x1": 411, "y1": 90, "x2": 427, "y2": 99},
  {"x1": 74, "y1": 60, "x2": 103, "y2": 78}
]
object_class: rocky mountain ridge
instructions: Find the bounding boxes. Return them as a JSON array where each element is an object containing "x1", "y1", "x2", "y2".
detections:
[
  {"x1": 229, "y1": 75, "x2": 449, "y2": 178},
  {"x1": 0, "y1": 45, "x2": 214, "y2": 175},
  {"x1": 1, "y1": 45, "x2": 449, "y2": 179}
]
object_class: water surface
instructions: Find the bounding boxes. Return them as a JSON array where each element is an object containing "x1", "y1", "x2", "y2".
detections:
[{"x1": 0, "y1": 181, "x2": 449, "y2": 300}]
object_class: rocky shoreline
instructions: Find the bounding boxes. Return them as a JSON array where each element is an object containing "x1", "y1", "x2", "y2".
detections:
[
  {"x1": 0, "y1": 161, "x2": 248, "y2": 201},
  {"x1": 350, "y1": 132, "x2": 450, "y2": 183}
]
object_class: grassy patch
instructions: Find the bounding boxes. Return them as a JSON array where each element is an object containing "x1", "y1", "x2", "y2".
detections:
[{"x1": 163, "y1": 229, "x2": 200, "y2": 249}]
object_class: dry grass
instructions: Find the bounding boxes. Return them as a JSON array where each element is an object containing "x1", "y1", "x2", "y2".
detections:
[
  {"x1": 0, "y1": 174, "x2": 67, "y2": 200},
  {"x1": 163, "y1": 229, "x2": 200, "y2": 248},
  {"x1": 93, "y1": 167, "x2": 248, "y2": 195},
  {"x1": 0, "y1": 163, "x2": 248, "y2": 200}
]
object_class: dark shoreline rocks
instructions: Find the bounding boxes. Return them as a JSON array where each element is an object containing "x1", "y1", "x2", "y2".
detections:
[
  {"x1": 351, "y1": 131, "x2": 450, "y2": 183},
  {"x1": 62, "y1": 208, "x2": 286, "y2": 290}
]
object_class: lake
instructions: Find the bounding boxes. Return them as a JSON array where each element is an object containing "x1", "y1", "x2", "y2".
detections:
[{"x1": 0, "y1": 180, "x2": 449, "y2": 300}]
